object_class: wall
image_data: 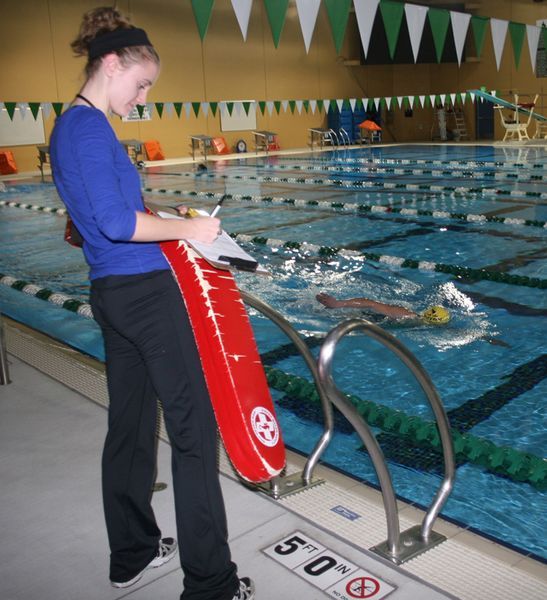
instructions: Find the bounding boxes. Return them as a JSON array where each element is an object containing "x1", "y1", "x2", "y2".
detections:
[{"x1": 0, "y1": 0, "x2": 546, "y2": 172}]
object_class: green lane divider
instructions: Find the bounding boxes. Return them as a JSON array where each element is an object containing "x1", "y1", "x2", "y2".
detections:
[
  {"x1": 258, "y1": 162, "x2": 546, "y2": 183},
  {"x1": 280, "y1": 155, "x2": 547, "y2": 171},
  {"x1": 264, "y1": 365, "x2": 546, "y2": 491},
  {"x1": 230, "y1": 233, "x2": 547, "y2": 289},
  {"x1": 144, "y1": 186, "x2": 547, "y2": 229},
  {"x1": 0, "y1": 275, "x2": 92, "y2": 318},
  {"x1": 2, "y1": 271, "x2": 544, "y2": 490}
]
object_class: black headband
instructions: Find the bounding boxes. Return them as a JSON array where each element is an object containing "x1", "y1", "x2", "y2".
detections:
[{"x1": 88, "y1": 27, "x2": 152, "y2": 60}]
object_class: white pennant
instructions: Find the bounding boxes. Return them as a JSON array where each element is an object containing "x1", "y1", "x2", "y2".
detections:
[
  {"x1": 201, "y1": 102, "x2": 209, "y2": 117},
  {"x1": 469, "y1": 92, "x2": 475, "y2": 103},
  {"x1": 450, "y1": 93, "x2": 456, "y2": 106},
  {"x1": 490, "y1": 18, "x2": 508, "y2": 71},
  {"x1": 408, "y1": 96, "x2": 414, "y2": 109},
  {"x1": 296, "y1": 100, "x2": 303, "y2": 114},
  {"x1": 266, "y1": 101, "x2": 274, "y2": 116},
  {"x1": 354, "y1": 0, "x2": 379, "y2": 60},
  {"x1": 349, "y1": 98, "x2": 357, "y2": 111},
  {"x1": 309, "y1": 99, "x2": 317, "y2": 114},
  {"x1": 461, "y1": 93, "x2": 466, "y2": 105},
  {"x1": 165, "y1": 102, "x2": 174, "y2": 117},
  {"x1": 385, "y1": 97, "x2": 392, "y2": 110},
  {"x1": 362, "y1": 97, "x2": 368, "y2": 110},
  {"x1": 18, "y1": 102, "x2": 28, "y2": 119},
  {"x1": 396, "y1": 96, "x2": 403, "y2": 108},
  {"x1": 184, "y1": 102, "x2": 192, "y2": 118},
  {"x1": 336, "y1": 99, "x2": 344, "y2": 112},
  {"x1": 231, "y1": 0, "x2": 253, "y2": 41},
  {"x1": 430, "y1": 94, "x2": 436, "y2": 107},
  {"x1": 419, "y1": 95, "x2": 425, "y2": 108},
  {"x1": 296, "y1": 0, "x2": 321, "y2": 53},
  {"x1": 374, "y1": 97, "x2": 380, "y2": 111},
  {"x1": 42, "y1": 103, "x2": 52, "y2": 120},
  {"x1": 281, "y1": 100, "x2": 289, "y2": 113},
  {"x1": 404, "y1": 4, "x2": 428, "y2": 63},
  {"x1": 324, "y1": 99, "x2": 331, "y2": 113},
  {"x1": 439, "y1": 94, "x2": 446, "y2": 106},
  {"x1": 234, "y1": 102, "x2": 242, "y2": 117},
  {"x1": 526, "y1": 24, "x2": 541, "y2": 73},
  {"x1": 450, "y1": 11, "x2": 471, "y2": 67}
]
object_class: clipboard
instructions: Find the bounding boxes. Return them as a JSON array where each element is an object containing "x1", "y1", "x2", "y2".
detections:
[{"x1": 154, "y1": 207, "x2": 269, "y2": 275}]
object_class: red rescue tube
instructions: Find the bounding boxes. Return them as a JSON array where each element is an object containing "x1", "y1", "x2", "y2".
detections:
[{"x1": 160, "y1": 238, "x2": 286, "y2": 482}]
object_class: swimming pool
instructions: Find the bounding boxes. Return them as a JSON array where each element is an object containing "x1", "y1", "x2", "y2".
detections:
[{"x1": 1, "y1": 143, "x2": 545, "y2": 561}]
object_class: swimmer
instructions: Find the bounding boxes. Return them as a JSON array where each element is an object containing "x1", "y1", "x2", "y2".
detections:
[
  {"x1": 316, "y1": 293, "x2": 510, "y2": 346},
  {"x1": 316, "y1": 293, "x2": 450, "y2": 325}
]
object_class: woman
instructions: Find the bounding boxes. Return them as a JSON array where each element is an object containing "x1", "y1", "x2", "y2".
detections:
[{"x1": 50, "y1": 7, "x2": 254, "y2": 600}]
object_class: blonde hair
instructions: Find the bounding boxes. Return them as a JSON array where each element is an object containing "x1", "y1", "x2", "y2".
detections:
[{"x1": 71, "y1": 6, "x2": 159, "y2": 77}]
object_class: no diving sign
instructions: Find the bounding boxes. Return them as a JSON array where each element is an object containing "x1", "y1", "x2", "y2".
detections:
[{"x1": 262, "y1": 531, "x2": 396, "y2": 599}]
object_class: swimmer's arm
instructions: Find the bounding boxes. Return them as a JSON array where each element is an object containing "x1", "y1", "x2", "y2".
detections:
[{"x1": 317, "y1": 294, "x2": 417, "y2": 319}]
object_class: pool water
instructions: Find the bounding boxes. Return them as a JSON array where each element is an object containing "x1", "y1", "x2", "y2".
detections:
[{"x1": 1, "y1": 144, "x2": 545, "y2": 560}]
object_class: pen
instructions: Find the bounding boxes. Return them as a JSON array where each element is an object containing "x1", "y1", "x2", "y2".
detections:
[{"x1": 210, "y1": 194, "x2": 227, "y2": 218}]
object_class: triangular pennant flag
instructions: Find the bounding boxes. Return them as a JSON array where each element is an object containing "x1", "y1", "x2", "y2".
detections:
[
  {"x1": 266, "y1": 101, "x2": 274, "y2": 115},
  {"x1": 439, "y1": 94, "x2": 446, "y2": 106},
  {"x1": 323, "y1": 98, "x2": 331, "y2": 112},
  {"x1": 243, "y1": 101, "x2": 252, "y2": 115},
  {"x1": 231, "y1": 0, "x2": 253, "y2": 41},
  {"x1": 192, "y1": 102, "x2": 201, "y2": 117},
  {"x1": 18, "y1": 103, "x2": 28, "y2": 119},
  {"x1": 526, "y1": 24, "x2": 541, "y2": 73},
  {"x1": 234, "y1": 102, "x2": 242, "y2": 117},
  {"x1": 380, "y1": 0, "x2": 405, "y2": 60},
  {"x1": 509, "y1": 22, "x2": 526, "y2": 68},
  {"x1": 374, "y1": 97, "x2": 380, "y2": 111},
  {"x1": 303, "y1": 100, "x2": 309, "y2": 113},
  {"x1": 385, "y1": 97, "x2": 392, "y2": 109},
  {"x1": 349, "y1": 98, "x2": 357, "y2": 111},
  {"x1": 408, "y1": 96, "x2": 415, "y2": 109},
  {"x1": 362, "y1": 97, "x2": 368, "y2": 109},
  {"x1": 155, "y1": 102, "x2": 164, "y2": 118},
  {"x1": 309, "y1": 99, "x2": 317, "y2": 114},
  {"x1": 210, "y1": 101, "x2": 218, "y2": 116},
  {"x1": 52, "y1": 102, "x2": 64, "y2": 117},
  {"x1": 295, "y1": 0, "x2": 321, "y2": 54},
  {"x1": 191, "y1": 0, "x2": 215, "y2": 41},
  {"x1": 469, "y1": 92, "x2": 475, "y2": 103},
  {"x1": 354, "y1": 0, "x2": 379, "y2": 60},
  {"x1": 336, "y1": 98, "x2": 344, "y2": 112},
  {"x1": 324, "y1": 0, "x2": 351, "y2": 55},
  {"x1": 317, "y1": 99, "x2": 324, "y2": 112},
  {"x1": 288, "y1": 100, "x2": 296, "y2": 114},
  {"x1": 428, "y1": 8, "x2": 451, "y2": 63},
  {"x1": 281, "y1": 99, "x2": 289, "y2": 113},
  {"x1": 42, "y1": 103, "x2": 52, "y2": 120},
  {"x1": 460, "y1": 92, "x2": 466, "y2": 105},
  {"x1": 490, "y1": 18, "x2": 509, "y2": 70},
  {"x1": 450, "y1": 11, "x2": 471, "y2": 66},
  {"x1": 450, "y1": 93, "x2": 456, "y2": 106},
  {"x1": 264, "y1": 0, "x2": 289, "y2": 47},
  {"x1": 174, "y1": 102, "x2": 183, "y2": 118},
  {"x1": 201, "y1": 102, "x2": 209, "y2": 117},
  {"x1": 471, "y1": 15, "x2": 489, "y2": 58},
  {"x1": 226, "y1": 101, "x2": 234, "y2": 116},
  {"x1": 274, "y1": 100, "x2": 282, "y2": 114},
  {"x1": 419, "y1": 95, "x2": 425, "y2": 108},
  {"x1": 396, "y1": 96, "x2": 403, "y2": 108},
  {"x1": 295, "y1": 100, "x2": 303, "y2": 114},
  {"x1": 404, "y1": 4, "x2": 428, "y2": 63},
  {"x1": 164, "y1": 103, "x2": 174, "y2": 117},
  {"x1": 136, "y1": 105, "x2": 145, "y2": 119},
  {"x1": 28, "y1": 102, "x2": 41, "y2": 120},
  {"x1": 429, "y1": 94, "x2": 436, "y2": 107},
  {"x1": 258, "y1": 101, "x2": 266, "y2": 115},
  {"x1": 184, "y1": 102, "x2": 192, "y2": 118}
]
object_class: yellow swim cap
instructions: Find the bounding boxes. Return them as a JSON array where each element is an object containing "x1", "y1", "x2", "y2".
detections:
[{"x1": 422, "y1": 306, "x2": 451, "y2": 325}]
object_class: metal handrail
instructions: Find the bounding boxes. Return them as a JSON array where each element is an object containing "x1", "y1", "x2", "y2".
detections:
[
  {"x1": 329, "y1": 129, "x2": 340, "y2": 146},
  {"x1": 240, "y1": 290, "x2": 333, "y2": 487},
  {"x1": 339, "y1": 128, "x2": 350, "y2": 146},
  {"x1": 318, "y1": 318, "x2": 455, "y2": 561}
]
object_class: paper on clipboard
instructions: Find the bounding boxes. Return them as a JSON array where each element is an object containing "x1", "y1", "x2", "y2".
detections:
[{"x1": 157, "y1": 210, "x2": 269, "y2": 275}]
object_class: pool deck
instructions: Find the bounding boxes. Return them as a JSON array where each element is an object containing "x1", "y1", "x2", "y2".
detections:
[{"x1": 1, "y1": 349, "x2": 546, "y2": 600}]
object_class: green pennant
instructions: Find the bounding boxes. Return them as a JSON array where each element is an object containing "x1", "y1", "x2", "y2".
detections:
[
  {"x1": 155, "y1": 102, "x2": 164, "y2": 118},
  {"x1": 508, "y1": 21, "x2": 526, "y2": 68},
  {"x1": 173, "y1": 102, "x2": 183, "y2": 118},
  {"x1": 210, "y1": 102, "x2": 218, "y2": 117},
  {"x1": 456, "y1": 92, "x2": 463, "y2": 105},
  {"x1": 274, "y1": 100, "x2": 281, "y2": 114},
  {"x1": 191, "y1": 0, "x2": 215, "y2": 41},
  {"x1": 3, "y1": 102, "x2": 17, "y2": 120},
  {"x1": 424, "y1": 95, "x2": 431, "y2": 108},
  {"x1": 258, "y1": 101, "x2": 266, "y2": 115},
  {"x1": 403, "y1": 96, "x2": 410, "y2": 109},
  {"x1": 28, "y1": 102, "x2": 41, "y2": 120},
  {"x1": 324, "y1": 0, "x2": 351, "y2": 55},
  {"x1": 317, "y1": 99, "x2": 324, "y2": 113},
  {"x1": 428, "y1": 8, "x2": 450, "y2": 63},
  {"x1": 356, "y1": 98, "x2": 363, "y2": 110},
  {"x1": 243, "y1": 101, "x2": 251, "y2": 115},
  {"x1": 471, "y1": 15, "x2": 489, "y2": 58},
  {"x1": 542, "y1": 25, "x2": 547, "y2": 49},
  {"x1": 52, "y1": 102, "x2": 64, "y2": 117},
  {"x1": 136, "y1": 105, "x2": 145, "y2": 118},
  {"x1": 288, "y1": 100, "x2": 296, "y2": 114},
  {"x1": 303, "y1": 100, "x2": 309, "y2": 113},
  {"x1": 264, "y1": 0, "x2": 289, "y2": 48},
  {"x1": 342, "y1": 98, "x2": 351, "y2": 110},
  {"x1": 192, "y1": 102, "x2": 201, "y2": 117},
  {"x1": 380, "y1": 98, "x2": 386, "y2": 109},
  {"x1": 379, "y1": 0, "x2": 405, "y2": 60},
  {"x1": 367, "y1": 98, "x2": 374, "y2": 110},
  {"x1": 226, "y1": 102, "x2": 234, "y2": 116}
]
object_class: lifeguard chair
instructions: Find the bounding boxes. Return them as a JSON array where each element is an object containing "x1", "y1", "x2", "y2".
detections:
[{"x1": 495, "y1": 94, "x2": 538, "y2": 142}]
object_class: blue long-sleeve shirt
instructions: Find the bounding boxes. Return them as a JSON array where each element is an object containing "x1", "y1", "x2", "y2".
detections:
[{"x1": 50, "y1": 106, "x2": 168, "y2": 280}]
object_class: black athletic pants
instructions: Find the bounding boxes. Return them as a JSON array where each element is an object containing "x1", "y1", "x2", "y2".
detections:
[{"x1": 90, "y1": 269, "x2": 239, "y2": 600}]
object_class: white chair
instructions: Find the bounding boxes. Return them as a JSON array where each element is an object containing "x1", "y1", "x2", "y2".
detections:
[{"x1": 495, "y1": 94, "x2": 538, "y2": 142}]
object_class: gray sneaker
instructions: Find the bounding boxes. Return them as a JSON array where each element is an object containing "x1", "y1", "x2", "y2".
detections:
[
  {"x1": 110, "y1": 537, "x2": 178, "y2": 589},
  {"x1": 233, "y1": 577, "x2": 255, "y2": 600}
]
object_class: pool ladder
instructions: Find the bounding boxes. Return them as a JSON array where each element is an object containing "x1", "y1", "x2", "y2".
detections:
[{"x1": 242, "y1": 292, "x2": 455, "y2": 565}]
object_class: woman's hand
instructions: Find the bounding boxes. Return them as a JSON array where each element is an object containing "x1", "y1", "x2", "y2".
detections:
[
  {"x1": 131, "y1": 211, "x2": 221, "y2": 244},
  {"x1": 185, "y1": 216, "x2": 221, "y2": 244}
]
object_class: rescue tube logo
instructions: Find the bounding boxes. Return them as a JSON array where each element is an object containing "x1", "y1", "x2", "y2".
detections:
[{"x1": 251, "y1": 407, "x2": 280, "y2": 447}]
